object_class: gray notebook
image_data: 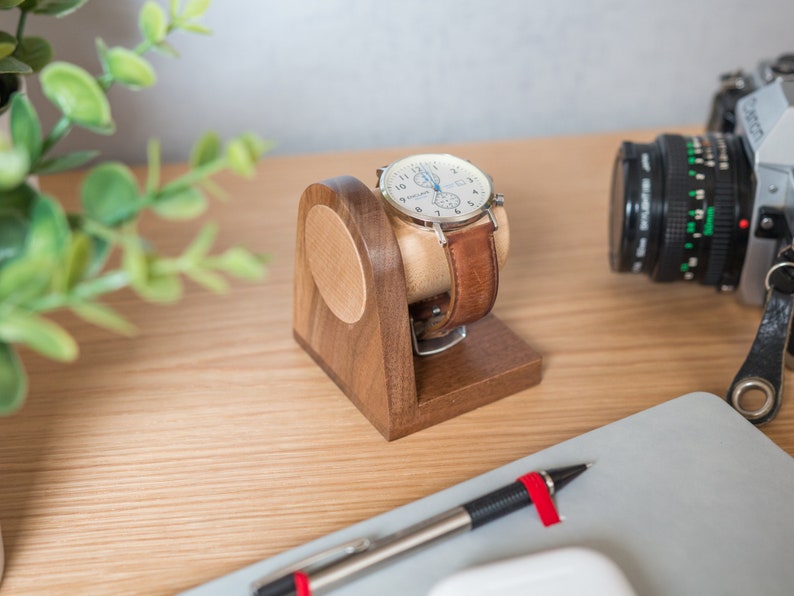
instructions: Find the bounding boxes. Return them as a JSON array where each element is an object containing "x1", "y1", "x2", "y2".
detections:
[{"x1": 181, "y1": 392, "x2": 794, "y2": 595}]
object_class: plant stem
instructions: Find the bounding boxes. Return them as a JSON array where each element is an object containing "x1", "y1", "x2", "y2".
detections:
[
  {"x1": 159, "y1": 158, "x2": 228, "y2": 195},
  {"x1": 16, "y1": 9, "x2": 28, "y2": 41},
  {"x1": 133, "y1": 40, "x2": 154, "y2": 55},
  {"x1": 41, "y1": 116, "x2": 73, "y2": 157},
  {"x1": 81, "y1": 218, "x2": 124, "y2": 244},
  {"x1": 26, "y1": 292, "x2": 68, "y2": 312},
  {"x1": 73, "y1": 270, "x2": 131, "y2": 300},
  {"x1": 26, "y1": 270, "x2": 132, "y2": 312},
  {"x1": 97, "y1": 73, "x2": 114, "y2": 92}
]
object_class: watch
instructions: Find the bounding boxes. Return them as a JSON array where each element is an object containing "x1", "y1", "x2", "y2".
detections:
[{"x1": 377, "y1": 153, "x2": 503, "y2": 355}]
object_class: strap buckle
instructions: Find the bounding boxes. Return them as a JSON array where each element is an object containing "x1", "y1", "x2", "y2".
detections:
[{"x1": 410, "y1": 319, "x2": 467, "y2": 356}]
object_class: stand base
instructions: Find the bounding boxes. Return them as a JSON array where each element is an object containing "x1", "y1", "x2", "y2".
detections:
[{"x1": 295, "y1": 313, "x2": 541, "y2": 440}]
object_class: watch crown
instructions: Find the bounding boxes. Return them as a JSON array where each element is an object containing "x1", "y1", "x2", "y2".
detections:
[{"x1": 494, "y1": 193, "x2": 505, "y2": 207}]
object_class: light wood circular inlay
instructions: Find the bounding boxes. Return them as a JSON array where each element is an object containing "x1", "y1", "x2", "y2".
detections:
[{"x1": 305, "y1": 205, "x2": 367, "y2": 324}]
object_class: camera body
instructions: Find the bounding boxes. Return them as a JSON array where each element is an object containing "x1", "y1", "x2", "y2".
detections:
[
  {"x1": 713, "y1": 61, "x2": 794, "y2": 305},
  {"x1": 609, "y1": 55, "x2": 794, "y2": 306}
]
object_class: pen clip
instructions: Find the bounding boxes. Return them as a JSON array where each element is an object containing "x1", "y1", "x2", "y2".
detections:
[{"x1": 249, "y1": 537, "x2": 371, "y2": 593}]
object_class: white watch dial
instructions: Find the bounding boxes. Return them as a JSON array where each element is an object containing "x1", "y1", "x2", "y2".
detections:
[{"x1": 380, "y1": 154, "x2": 493, "y2": 225}]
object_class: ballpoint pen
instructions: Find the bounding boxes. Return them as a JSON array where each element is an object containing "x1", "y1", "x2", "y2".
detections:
[{"x1": 250, "y1": 462, "x2": 591, "y2": 596}]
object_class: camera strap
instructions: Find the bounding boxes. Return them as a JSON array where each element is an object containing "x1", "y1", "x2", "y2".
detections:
[{"x1": 727, "y1": 250, "x2": 794, "y2": 425}]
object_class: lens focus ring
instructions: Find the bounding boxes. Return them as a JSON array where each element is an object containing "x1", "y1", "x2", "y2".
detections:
[{"x1": 655, "y1": 135, "x2": 693, "y2": 281}]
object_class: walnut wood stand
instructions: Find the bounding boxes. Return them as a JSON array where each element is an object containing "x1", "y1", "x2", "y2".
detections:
[{"x1": 293, "y1": 176, "x2": 542, "y2": 440}]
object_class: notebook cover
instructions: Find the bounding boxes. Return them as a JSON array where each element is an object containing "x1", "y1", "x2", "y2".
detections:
[{"x1": 181, "y1": 392, "x2": 794, "y2": 595}]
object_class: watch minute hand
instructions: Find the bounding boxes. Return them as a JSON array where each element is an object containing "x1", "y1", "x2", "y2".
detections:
[{"x1": 421, "y1": 163, "x2": 441, "y2": 192}]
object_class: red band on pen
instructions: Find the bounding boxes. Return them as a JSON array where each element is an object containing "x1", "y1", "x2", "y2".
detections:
[
  {"x1": 517, "y1": 472, "x2": 561, "y2": 526},
  {"x1": 293, "y1": 571, "x2": 311, "y2": 596}
]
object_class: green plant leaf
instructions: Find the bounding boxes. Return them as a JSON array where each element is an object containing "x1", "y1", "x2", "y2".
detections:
[
  {"x1": 190, "y1": 131, "x2": 220, "y2": 167},
  {"x1": 27, "y1": 194, "x2": 70, "y2": 259},
  {"x1": 0, "y1": 196, "x2": 71, "y2": 305},
  {"x1": 0, "y1": 0, "x2": 26, "y2": 9},
  {"x1": 0, "y1": 254, "x2": 52, "y2": 304},
  {"x1": 13, "y1": 36, "x2": 53, "y2": 72},
  {"x1": 29, "y1": 0, "x2": 90, "y2": 17},
  {"x1": 152, "y1": 186, "x2": 207, "y2": 220},
  {"x1": 70, "y1": 301, "x2": 136, "y2": 336},
  {"x1": 121, "y1": 238, "x2": 147, "y2": 289},
  {"x1": 152, "y1": 40, "x2": 179, "y2": 58},
  {"x1": 0, "y1": 208, "x2": 28, "y2": 266},
  {"x1": 94, "y1": 37, "x2": 109, "y2": 73},
  {"x1": 105, "y1": 47, "x2": 156, "y2": 89},
  {"x1": 182, "y1": 222, "x2": 216, "y2": 262},
  {"x1": 10, "y1": 92, "x2": 42, "y2": 164},
  {"x1": 40, "y1": 61, "x2": 114, "y2": 134},
  {"x1": 139, "y1": 269, "x2": 182, "y2": 302},
  {"x1": 0, "y1": 307, "x2": 78, "y2": 361},
  {"x1": 0, "y1": 55, "x2": 32, "y2": 74},
  {"x1": 82, "y1": 235, "x2": 111, "y2": 277},
  {"x1": 140, "y1": 1, "x2": 168, "y2": 44},
  {"x1": 0, "y1": 342, "x2": 27, "y2": 415},
  {"x1": 185, "y1": 267, "x2": 227, "y2": 293},
  {"x1": 0, "y1": 179, "x2": 36, "y2": 213},
  {"x1": 0, "y1": 145, "x2": 29, "y2": 189},
  {"x1": 34, "y1": 149, "x2": 98, "y2": 174},
  {"x1": 0, "y1": 31, "x2": 17, "y2": 59},
  {"x1": 80, "y1": 162, "x2": 142, "y2": 226},
  {"x1": 72, "y1": 269, "x2": 128, "y2": 300},
  {"x1": 145, "y1": 138, "x2": 160, "y2": 194},
  {"x1": 239, "y1": 132, "x2": 273, "y2": 160},
  {"x1": 125, "y1": 252, "x2": 183, "y2": 303},
  {"x1": 181, "y1": 0, "x2": 210, "y2": 19},
  {"x1": 59, "y1": 230, "x2": 91, "y2": 290},
  {"x1": 225, "y1": 138, "x2": 255, "y2": 177},
  {"x1": 0, "y1": 184, "x2": 36, "y2": 268},
  {"x1": 181, "y1": 22, "x2": 211, "y2": 35},
  {"x1": 198, "y1": 177, "x2": 227, "y2": 201},
  {"x1": 215, "y1": 246, "x2": 267, "y2": 280}
]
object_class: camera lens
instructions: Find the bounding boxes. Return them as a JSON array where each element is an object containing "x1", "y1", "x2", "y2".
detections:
[{"x1": 609, "y1": 133, "x2": 753, "y2": 288}]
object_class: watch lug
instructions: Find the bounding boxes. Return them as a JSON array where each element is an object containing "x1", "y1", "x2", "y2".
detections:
[
  {"x1": 486, "y1": 206, "x2": 499, "y2": 231},
  {"x1": 433, "y1": 222, "x2": 448, "y2": 246}
]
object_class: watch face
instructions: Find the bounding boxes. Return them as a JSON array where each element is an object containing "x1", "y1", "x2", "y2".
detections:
[{"x1": 379, "y1": 153, "x2": 494, "y2": 226}]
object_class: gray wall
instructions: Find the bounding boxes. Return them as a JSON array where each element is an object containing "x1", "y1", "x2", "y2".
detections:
[{"x1": 18, "y1": 0, "x2": 794, "y2": 163}]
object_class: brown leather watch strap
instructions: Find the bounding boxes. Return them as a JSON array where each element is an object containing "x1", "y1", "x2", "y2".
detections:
[{"x1": 413, "y1": 219, "x2": 499, "y2": 339}]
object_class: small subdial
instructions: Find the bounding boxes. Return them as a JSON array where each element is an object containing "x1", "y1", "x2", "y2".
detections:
[
  {"x1": 433, "y1": 192, "x2": 460, "y2": 209},
  {"x1": 414, "y1": 171, "x2": 440, "y2": 188}
]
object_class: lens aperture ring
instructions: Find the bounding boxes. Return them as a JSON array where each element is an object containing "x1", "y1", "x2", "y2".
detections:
[{"x1": 703, "y1": 179, "x2": 737, "y2": 284}]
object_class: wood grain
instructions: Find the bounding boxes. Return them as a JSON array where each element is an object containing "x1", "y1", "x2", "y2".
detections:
[
  {"x1": 305, "y1": 204, "x2": 367, "y2": 324},
  {"x1": 293, "y1": 177, "x2": 539, "y2": 439},
  {"x1": 1, "y1": 130, "x2": 793, "y2": 595}
]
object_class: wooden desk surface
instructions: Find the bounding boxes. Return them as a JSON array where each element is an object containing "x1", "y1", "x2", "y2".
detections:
[{"x1": 1, "y1": 131, "x2": 792, "y2": 594}]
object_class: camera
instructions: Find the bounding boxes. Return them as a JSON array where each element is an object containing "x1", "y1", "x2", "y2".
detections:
[{"x1": 609, "y1": 54, "x2": 794, "y2": 306}]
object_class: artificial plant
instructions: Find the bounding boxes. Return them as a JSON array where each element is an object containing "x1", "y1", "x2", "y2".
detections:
[{"x1": 0, "y1": 0, "x2": 269, "y2": 413}]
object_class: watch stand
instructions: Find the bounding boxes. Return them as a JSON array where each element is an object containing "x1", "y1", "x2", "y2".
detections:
[{"x1": 293, "y1": 175, "x2": 542, "y2": 441}]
